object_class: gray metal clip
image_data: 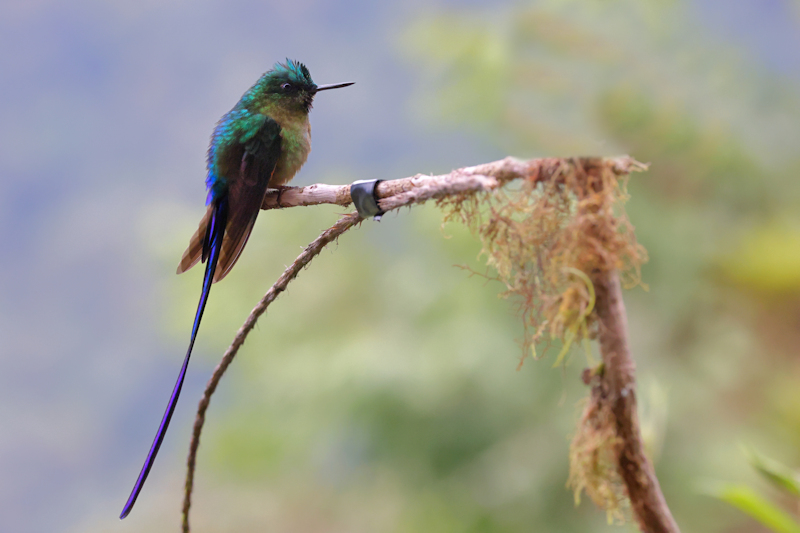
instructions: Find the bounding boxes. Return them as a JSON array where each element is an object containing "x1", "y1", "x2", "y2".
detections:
[{"x1": 350, "y1": 179, "x2": 384, "y2": 220}]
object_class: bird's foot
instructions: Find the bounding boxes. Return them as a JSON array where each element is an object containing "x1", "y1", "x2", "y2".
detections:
[{"x1": 274, "y1": 185, "x2": 291, "y2": 208}]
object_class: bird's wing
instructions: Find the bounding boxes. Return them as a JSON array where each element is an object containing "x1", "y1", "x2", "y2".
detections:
[
  {"x1": 214, "y1": 114, "x2": 282, "y2": 281},
  {"x1": 176, "y1": 113, "x2": 282, "y2": 281}
]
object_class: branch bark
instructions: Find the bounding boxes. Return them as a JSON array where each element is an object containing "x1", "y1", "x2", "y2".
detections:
[
  {"x1": 260, "y1": 156, "x2": 646, "y2": 211},
  {"x1": 592, "y1": 269, "x2": 680, "y2": 533}
]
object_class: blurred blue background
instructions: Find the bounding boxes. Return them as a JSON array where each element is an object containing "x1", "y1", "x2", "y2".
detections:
[{"x1": 1, "y1": 1, "x2": 799, "y2": 532}]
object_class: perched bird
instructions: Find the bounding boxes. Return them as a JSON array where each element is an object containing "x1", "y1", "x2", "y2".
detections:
[{"x1": 120, "y1": 59, "x2": 353, "y2": 519}]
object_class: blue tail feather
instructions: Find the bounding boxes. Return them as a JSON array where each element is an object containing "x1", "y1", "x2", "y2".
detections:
[{"x1": 120, "y1": 197, "x2": 229, "y2": 520}]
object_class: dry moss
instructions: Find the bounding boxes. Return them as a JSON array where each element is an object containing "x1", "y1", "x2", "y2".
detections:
[
  {"x1": 569, "y1": 392, "x2": 629, "y2": 524},
  {"x1": 441, "y1": 158, "x2": 647, "y2": 366}
]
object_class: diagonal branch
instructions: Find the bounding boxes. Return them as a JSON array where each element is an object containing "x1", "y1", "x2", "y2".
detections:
[{"x1": 181, "y1": 213, "x2": 361, "y2": 533}]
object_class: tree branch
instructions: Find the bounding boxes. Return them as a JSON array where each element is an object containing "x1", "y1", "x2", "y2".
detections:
[
  {"x1": 181, "y1": 155, "x2": 673, "y2": 533},
  {"x1": 592, "y1": 269, "x2": 680, "y2": 533},
  {"x1": 260, "y1": 156, "x2": 646, "y2": 211}
]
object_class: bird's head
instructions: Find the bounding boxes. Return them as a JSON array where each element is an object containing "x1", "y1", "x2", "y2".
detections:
[{"x1": 255, "y1": 59, "x2": 353, "y2": 114}]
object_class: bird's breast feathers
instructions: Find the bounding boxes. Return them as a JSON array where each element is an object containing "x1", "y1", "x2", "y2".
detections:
[{"x1": 271, "y1": 120, "x2": 311, "y2": 187}]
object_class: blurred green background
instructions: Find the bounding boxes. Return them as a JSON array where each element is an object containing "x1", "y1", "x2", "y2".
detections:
[{"x1": 2, "y1": 1, "x2": 799, "y2": 532}]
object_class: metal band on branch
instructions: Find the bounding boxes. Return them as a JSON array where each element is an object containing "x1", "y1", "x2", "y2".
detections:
[{"x1": 350, "y1": 179, "x2": 384, "y2": 220}]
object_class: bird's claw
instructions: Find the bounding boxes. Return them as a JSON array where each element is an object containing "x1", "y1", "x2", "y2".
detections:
[{"x1": 274, "y1": 185, "x2": 291, "y2": 208}]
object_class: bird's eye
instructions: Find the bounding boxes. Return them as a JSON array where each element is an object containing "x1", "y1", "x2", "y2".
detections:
[{"x1": 281, "y1": 82, "x2": 292, "y2": 90}]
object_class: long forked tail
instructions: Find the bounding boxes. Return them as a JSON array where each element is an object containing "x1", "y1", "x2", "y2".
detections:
[{"x1": 120, "y1": 197, "x2": 229, "y2": 519}]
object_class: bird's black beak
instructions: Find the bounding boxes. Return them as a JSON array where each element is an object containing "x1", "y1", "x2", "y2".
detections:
[{"x1": 315, "y1": 82, "x2": 355, "y2": 92}]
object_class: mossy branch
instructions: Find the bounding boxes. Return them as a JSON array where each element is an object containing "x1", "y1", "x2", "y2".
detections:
[
  {"x1": 593, "y1": 270, "x2": 680, "y2": 533},
  {"x1": 181, "y1": 155, "x2": 678, "y2": 533}
]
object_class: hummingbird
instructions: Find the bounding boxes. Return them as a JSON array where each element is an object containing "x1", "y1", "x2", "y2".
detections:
[{"x1": 120, "y1": 59, "x2": 353, "y2": 519}]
